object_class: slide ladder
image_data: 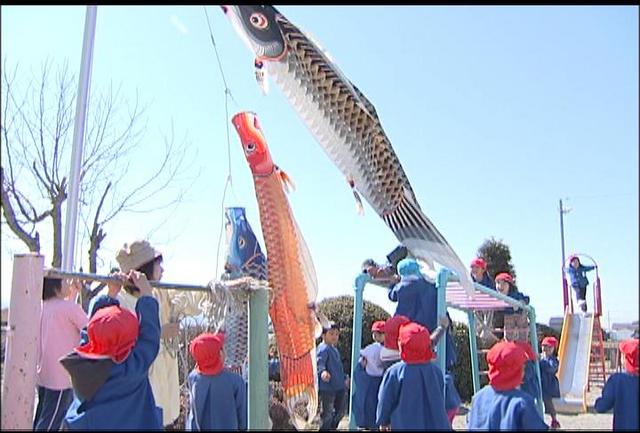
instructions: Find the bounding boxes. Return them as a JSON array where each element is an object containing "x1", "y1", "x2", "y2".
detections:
[{"x1": 587, "y1": 315, "x2": 607, "y2": 390}]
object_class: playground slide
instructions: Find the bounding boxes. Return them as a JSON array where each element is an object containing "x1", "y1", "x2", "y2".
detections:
[{"x1": 554, "y1": 310, "x2": 594, "y2": 413}]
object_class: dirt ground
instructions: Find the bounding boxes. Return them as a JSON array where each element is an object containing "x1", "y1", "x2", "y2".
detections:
[{"x1": 338, "y1": 386, "x2": 614, "y2": 431}]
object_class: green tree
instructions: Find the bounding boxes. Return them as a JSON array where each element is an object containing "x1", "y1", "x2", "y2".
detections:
[
  {"x1": 477, "y1": 237, "x2": 517, "y2": 280},
  {"x1": 316, "y1": 295, "x2": 391, "y2": 376}
]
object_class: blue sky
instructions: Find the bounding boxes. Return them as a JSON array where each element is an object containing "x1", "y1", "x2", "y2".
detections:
[{"x1": 1, "y1": 6, "x2": 638, "y2": 328}]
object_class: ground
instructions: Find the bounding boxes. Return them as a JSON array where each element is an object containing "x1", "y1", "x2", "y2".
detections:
[{"x1": 337, "y1": 386, "x2": 614, "y2": 431}]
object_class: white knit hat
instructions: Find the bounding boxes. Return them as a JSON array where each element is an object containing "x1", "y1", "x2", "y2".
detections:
[{"x1": 115, "y1": 240, "x2": 162, "y2": 273}]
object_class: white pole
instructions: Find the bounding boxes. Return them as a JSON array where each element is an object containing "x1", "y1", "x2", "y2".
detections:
[{"x1": 62, "y1": 6, "x2": 97, "y2": 272}]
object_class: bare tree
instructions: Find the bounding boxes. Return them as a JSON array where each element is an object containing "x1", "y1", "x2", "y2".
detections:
[{"x1": 1, "y1": 59, "x2": 194, "y2": 308}]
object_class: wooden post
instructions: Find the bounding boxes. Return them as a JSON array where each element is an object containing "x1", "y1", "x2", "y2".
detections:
[{"x1": 2, "y1": 253, "x2": 44, "y2": 430}]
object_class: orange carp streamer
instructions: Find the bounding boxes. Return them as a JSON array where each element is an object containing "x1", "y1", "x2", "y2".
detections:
[{"x1": 232, "y1": 111, "x2": 322, "y2": 429}]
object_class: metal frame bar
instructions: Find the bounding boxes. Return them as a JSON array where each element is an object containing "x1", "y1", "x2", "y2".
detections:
[{"x1": 45, "y1": 268, "x2": 211, "y2": 292}]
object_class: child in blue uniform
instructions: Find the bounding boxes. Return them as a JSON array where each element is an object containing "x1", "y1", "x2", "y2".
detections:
[
  {"x1": 470, "y1": 257, "x2": 495, "y2": 289},
  {"x1": 379, "y1": 315, "x2": 410, "y2": 370},
  {"x1": 539, "y1": 336, "x2": 561, "y2": 429},
  {"x1": 353, "y1": 320, "x2": 385, "y2": 430},
  {"x1": 388, "y1": 258, "x2": 437, "y2": 329},
  {"x1": 317, "y1": 322, "x2": 349, "y2": 431},
  {"x1": 376, "y1": 322, "x2": 450, "y2": 430},
  {"x1": 60, "y1": 270, "x2": 163, "y2": 430},
  {"x1": 566, "y1": 255, "x2": 596, "y2": 313},
  {"x1": 186, "y1": 332, "x2": 247, "y2": 430},
  {"x1": 468, "y1": 340, "x2": 548, "y2": 430},
  {"x1": 595, "y1": 338, "x2": 639, "y2": 430}
]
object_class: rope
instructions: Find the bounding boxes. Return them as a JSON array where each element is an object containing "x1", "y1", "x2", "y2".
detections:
[{"x1": 202, "y1": 6, "x2": 242, "y2": 281}]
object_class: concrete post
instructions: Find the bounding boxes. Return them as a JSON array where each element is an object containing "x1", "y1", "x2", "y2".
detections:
[
  {"x1": 1, "y1": 253, "x2": 44, "y2": 430},
  {"x1": 248, "y1": 286, "x2": 269, "y2": 430}
]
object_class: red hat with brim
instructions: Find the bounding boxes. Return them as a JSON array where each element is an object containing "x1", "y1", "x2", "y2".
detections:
[
  {"x1": 75, "y1": 305, "x2": 139, "y2": 364},
  {"x1": 487, "y1": 340, "x2": 529, "y2": 391},
  {"x1": 542, "y1": 336, "x2": 559, "y2": 349},
  {"x1": 383, "y1": 315, "x2": 410, "y2": 350},
  {"x1": 371, "y1": 320, "x2": 386, "y2": 333},
  {"x1": 470, "y1": 258, "x2": 487, "y2": 269},
  {"x1": 190, "y1": 332, "x2": 225, "y2": 375},
  {"x1": 398, "y1": 322, "x2": 434, "y2": 364},
  {"x1": 619, "y1": 339, "x2": 639, "y2": 375},
  {"x1": 495, "y1": 272, "x2": 514, "y2": 284}
]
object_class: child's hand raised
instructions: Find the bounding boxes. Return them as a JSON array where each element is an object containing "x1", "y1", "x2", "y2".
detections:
[
  {"x1": 107, "y1": 271, "x2": 127, "y2": 299},
  {"x1": 128, "y1": 270, "x2": 153, "y2": 297}
]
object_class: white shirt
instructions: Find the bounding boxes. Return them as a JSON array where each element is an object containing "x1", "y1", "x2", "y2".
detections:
[{"x1": 360, "y1": 342, "x2": 384, "y2": 377}]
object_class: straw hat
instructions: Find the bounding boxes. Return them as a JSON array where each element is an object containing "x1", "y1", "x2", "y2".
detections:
[{"x1": 115, "y1": 240, "x2": 162, "y2": 273}]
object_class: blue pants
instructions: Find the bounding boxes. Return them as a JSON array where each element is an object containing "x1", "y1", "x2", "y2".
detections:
[
  {"x1": 319, "y1": 389, "x2": 346, "y2": 431},
  {"x1": 33, "y1": 386, "x2": 74, "y2": 431},
  {"x1": 352, "y1": 363, "x2": 382, "y2": 429}
]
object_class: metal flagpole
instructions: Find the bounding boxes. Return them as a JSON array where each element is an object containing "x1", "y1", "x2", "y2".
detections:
[{"x1": 62, "y1": 6, "x2": 97, "y2": 271}]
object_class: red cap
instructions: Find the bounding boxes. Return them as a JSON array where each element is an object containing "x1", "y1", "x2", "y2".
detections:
[
  {"x1": 371, "y1": 320, "x2": 386, "y2": 333},
  {"x1": 190, "y1": 332, "x2": 225, "y2": 375},
  {"x1": 495, "y1": 272, "x2": 514, "y2": 284},
  {"x1": 619, "y1": 339, "x2": 639, "y2": 375},
  {"x1": 398, "y1": 322, "x2": 434, "y2": 364},
  {"x1": 470, "y1": 258, "x2": 487, "y2": 269},
  {"x1": 541, "y1": 336, "x2": 559, "y2": 349},
  {"x1": 487, "y1": 341, "x2": 528, "y2": 390},
  {"x1": 383, "y1": 315, "x2": 410, "y2": 350},
  {"x1": 75, "y1": 306, "x2": 139, "y2": 364}
]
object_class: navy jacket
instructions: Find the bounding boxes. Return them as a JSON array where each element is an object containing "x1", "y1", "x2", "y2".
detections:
[
  {"x1": 389, "y1": 275, "x2": 437, "y2": 329},
  {"x1": 473, "y1": 273, "x2": 495, "y2": 290},
  {"x1": 62, "y1": 295, "x2": 163, "y2": 430},
  {"x1": 468, "y1": 386, "x2": 548, "y2": 430},
  {"x1": 594, "y1": 372, "x2": 639, "y2": 431},
  {"x1": 376, "y1": 360, "x2": 450, "y2": 430},
  {"x1": 566, "y1": 264, "x2": 595, "y2": 289},
  {"x1": 539, "y1": 356, "x2": 560, "y2": 398},
  {"x1": 317, "y1": 342, "x2": 346, "y2": 392},
  {"x1": 186, "y1": 369, "x2": 247, "y2": 431},
  {"x1": 389, "y1": 275, "x2": 458, "y2": 369}
]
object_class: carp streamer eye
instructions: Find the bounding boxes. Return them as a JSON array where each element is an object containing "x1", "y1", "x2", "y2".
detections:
[
  {"x1": 246, "y1": 142, "x2": 256, "y2": 153},
  {"x1": 238, "y1": 237, "x2": 246, "y2": 249},
  {"x1": 250, "y1": 12, "x2": 268, "y2": 29}
]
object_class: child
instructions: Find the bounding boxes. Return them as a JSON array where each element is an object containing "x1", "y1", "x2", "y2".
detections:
[
  {"x1": 33, "y1": 277, "x2": 88, "y2": 431},
  {"x1": 470, "y1": 257, "x2": 495, "y2": 289},
  {"x1": 353, "y1": 320, "x2": 386, "y2": 430},
  {"x1": 376, "y1": 322, "x2": 450, "y2": 430},
  {"x1": 89, "y1": 239, "x2": 201, "y2": 426},
  {"x1": 493, "y1": 272, "x2": 530, "y2": 341},
  {"x1": 388, "y1": 258, "x2": 437, "y2": 329},
  {"x1": 379, "y1": 315, "x2": 410, "y2": 370},
  {"x1": 186, "y1": 332, "x2": 247, "y2": 430},
  {"x1": 539, "y1": 336, "x2": 561, "y2": 429},
  {"x1": 467, "y1": 340, "x2": 548, "y2": 430},
  {"x1": 566, "y1": 256, "x2": 596, "y2": 313},
  {"x1": 513, "y1": 340, "x2": 542, "y2": 408},
  {"x1": 317, "y1": 322, "x2": 349, "y2": 431},
  {"x1": 594, "y1": 338, "x2": 639, "y2": 430},
  {"x1": 61, "y1": 270, "x2": 163, "y2": 430}
]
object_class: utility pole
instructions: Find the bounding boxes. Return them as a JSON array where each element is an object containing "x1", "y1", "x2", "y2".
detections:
[
  {"x1": 559, "y1": 198, "x2": 571, "y2": 311},
  {"x1": 559, "y1": 199, "x2": 570, "y2": 265}
]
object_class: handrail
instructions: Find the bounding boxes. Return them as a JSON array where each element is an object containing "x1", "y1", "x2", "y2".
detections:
[{"x1": 45, "y1": 268, "x2": 214, "y2": 292}]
